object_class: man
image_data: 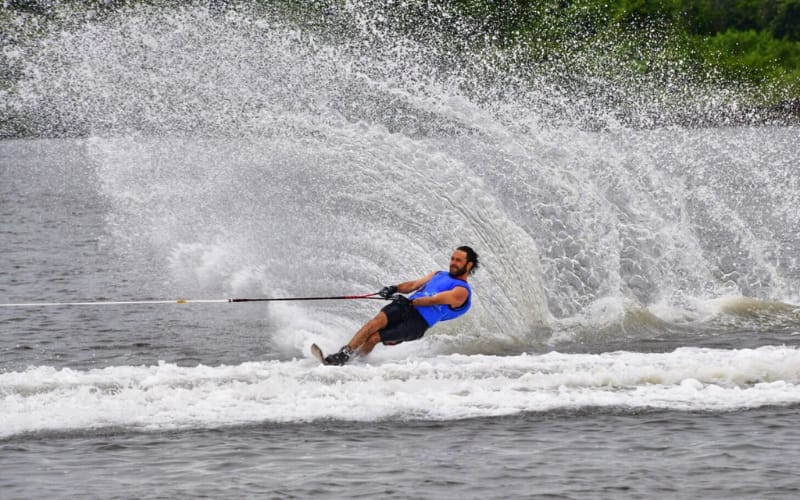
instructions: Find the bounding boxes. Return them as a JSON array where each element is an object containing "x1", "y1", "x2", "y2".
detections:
[{"x1": 324, "y1": 246, "x2": 479, "y2": 365}]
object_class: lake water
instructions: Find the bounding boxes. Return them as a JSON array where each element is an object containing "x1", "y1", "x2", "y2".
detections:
[
  {"x1": 2, "y1": 3, "x2": 800, "y2": 497},
  {"x1": 3, "y1": 135, "x2": 799, "y2": 498}
]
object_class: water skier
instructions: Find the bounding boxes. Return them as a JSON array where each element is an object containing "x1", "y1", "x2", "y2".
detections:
[{"x1": 322, "y1": 246, "x2": 478, "y2": 365}]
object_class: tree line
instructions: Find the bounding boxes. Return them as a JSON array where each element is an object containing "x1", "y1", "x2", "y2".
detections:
[{"x1": 451, "y1": 0, "x2": 799, "y2": 103}]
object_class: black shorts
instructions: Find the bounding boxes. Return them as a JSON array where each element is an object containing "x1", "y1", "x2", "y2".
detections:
[{"x1": 379, "y1": 300, "x2": 429, "y2": 345}]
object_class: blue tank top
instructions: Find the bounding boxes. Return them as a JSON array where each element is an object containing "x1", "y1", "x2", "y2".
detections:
[{"x1": 410, "y1": 271, "x2": 472, "y2": 327}]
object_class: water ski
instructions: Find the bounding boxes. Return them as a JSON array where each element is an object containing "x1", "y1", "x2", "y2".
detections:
[{"x1": 310, "y1": 343, "x2": 329, "y2": 365}]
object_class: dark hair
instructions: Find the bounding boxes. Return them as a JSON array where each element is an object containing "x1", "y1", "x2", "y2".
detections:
[{"x1": 457, "y1": 246, "x2": 479, "y2": 274}]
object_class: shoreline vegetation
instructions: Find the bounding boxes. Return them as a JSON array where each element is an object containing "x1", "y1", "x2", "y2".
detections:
[
  {"x1": 1, "y1": 0, "x2": 798, "y2": 137},
  {"x1": 450, "y1": 0, "x2": 799, "y2": 124}
]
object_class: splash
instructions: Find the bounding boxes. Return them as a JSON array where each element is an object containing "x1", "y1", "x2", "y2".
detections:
[{"x1": 2, "y1": 2, "x2": 799, "y2": 346}]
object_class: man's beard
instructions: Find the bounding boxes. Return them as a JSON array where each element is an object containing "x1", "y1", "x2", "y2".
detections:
[{"x1": 449, "y1": 263, "x2": 468, "y2": 277}]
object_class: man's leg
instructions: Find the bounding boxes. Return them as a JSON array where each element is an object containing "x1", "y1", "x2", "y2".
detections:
[
  {"x1": 355, "y1": 331, "x2": 383, "y2": 356},
  {"x1": 347, "y1": 311, "x2": 388, "y2": 352},
  {"x1": 325, "y1": 311, "x2": 388, "y2": 365}
]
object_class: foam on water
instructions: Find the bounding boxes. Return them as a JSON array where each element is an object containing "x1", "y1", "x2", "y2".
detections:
[{"x1": 2, "y1": 346, "x2": 799, "y2": 439}]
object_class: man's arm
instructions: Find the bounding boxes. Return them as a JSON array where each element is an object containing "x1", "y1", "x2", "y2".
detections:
[
  {"x1": 410, "y1": 286, "x2": 468, "y2": 309},
  {"x1": 394, "y1": 272, "x2": 436, "y2": 294}
]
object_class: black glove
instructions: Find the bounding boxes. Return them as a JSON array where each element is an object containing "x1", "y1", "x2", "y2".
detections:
[
  {"x1": 391, "y1": 294, "x2": 411, "y2": 307},
  {"x1": 378, "y1": 285, "x2": 398, "y2": 298}
]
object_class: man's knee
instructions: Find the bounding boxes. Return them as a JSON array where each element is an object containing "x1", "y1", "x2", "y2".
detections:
[{"x1": 369, "y1": 312, "x2": 388, "y2": 330}]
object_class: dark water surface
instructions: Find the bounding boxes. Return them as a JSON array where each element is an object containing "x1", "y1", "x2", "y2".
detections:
[{"x1": 3, "y1": 408, "x2": 800, "y2": 499}]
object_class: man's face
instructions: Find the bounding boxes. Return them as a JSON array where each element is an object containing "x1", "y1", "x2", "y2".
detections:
[{"x1": 449, "y1": 250, "x2": 472, "y2": 277}]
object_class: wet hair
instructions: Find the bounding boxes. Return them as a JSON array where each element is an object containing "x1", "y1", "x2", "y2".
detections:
[{"x1": 457, "y1": 246, "x2": 479, "y2": 274}]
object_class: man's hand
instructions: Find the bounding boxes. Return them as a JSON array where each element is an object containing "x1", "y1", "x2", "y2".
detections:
[
  {"x1": 391, "y1": 294, "x2": 411, "y2": 306},
  {"x1": 378, "y1": 285, "x2": 398, "y2": 298}
]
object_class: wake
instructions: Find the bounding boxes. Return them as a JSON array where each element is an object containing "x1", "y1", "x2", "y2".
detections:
[{"x1": 3, "y1": 347, "x2": 800, "y2": 439}]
